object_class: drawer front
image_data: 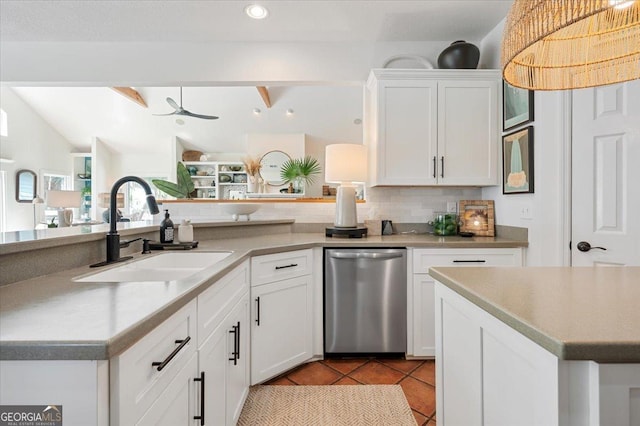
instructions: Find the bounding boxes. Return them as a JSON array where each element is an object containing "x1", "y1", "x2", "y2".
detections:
[
  {"x1": 197, "y1": 260, "x2": 249, "y2": 347},
  {"x1": 111, "y1": 300, "x2": 197, "y2": 426},
  {"x1": 413, "y1": 248, "x2": 522, "y2": 273},
  {"x1": 251, "y1": 249, "x2": 313, "y2": 286}
]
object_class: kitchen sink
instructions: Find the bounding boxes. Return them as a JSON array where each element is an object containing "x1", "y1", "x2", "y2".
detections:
[{"x1": 75, "y1": 251, "x2": 233, "y2": 283}]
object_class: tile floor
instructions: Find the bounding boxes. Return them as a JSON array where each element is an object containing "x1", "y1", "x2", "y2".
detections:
[{"x1": 265, "y1": 358, "x2": 436, "y2": 425}]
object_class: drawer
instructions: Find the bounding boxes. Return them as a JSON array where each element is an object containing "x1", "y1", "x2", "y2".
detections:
[
  {"x1": 251, "y1": 249, "x2": 312, "y2": 286},
  {"x1": 197, "y1": 260, "x2": 249, "y2": 347},
  {"x1": 110, "y1": 299, "x2": 197, "y2": 426},
  {"x1": 413, "y1": 248, "x2": 522, "y2": 273}
]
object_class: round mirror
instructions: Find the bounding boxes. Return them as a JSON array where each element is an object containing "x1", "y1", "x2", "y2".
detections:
[
  {"x1": 259, "y1": 150, "x2": 291, "y2": 186},
  {"x1": 16, "y1": 169, "x2": 37, "y2": 203}
]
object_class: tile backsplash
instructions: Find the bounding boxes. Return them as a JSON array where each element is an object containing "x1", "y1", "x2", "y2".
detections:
[{"x1": 158, "y1": 187, "x2": 483, "y2": 224}]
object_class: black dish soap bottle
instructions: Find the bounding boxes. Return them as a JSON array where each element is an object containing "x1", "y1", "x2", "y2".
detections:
[{"x1": 160, "y1": 209, "x2": 174, "y2": 243}]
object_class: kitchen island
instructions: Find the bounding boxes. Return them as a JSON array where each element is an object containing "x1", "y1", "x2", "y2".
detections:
[{"x1": 429, "y1": 267, "x2": 640, "y2": 426}]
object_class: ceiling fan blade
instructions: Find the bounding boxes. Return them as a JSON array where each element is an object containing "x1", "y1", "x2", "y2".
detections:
[
  {"x1": 179, "y1": 110, "x2": 219, "y2": 120},
  {"x1": 166, "y1": 97, "x2": 180, "y2": 111}
]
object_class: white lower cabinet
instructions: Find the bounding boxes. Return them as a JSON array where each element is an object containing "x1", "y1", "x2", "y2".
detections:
[
  {"x1": 408, "y1": 248, "x2": 523, "y2": 357},
  {"x1": 250, "y1": 250, "x2": 314, "y2": 384},
  {"x1": 198, "y1": 291, "x2": 250, "y2": 426},
  {"x1": 136, "y1": 353, "x2": 200, "y2": 426}
]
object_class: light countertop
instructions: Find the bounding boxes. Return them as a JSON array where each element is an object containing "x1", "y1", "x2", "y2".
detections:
[
  {"x1": 429, "y1": 267, "x2": 640, "y2": 363},
  {"x1": 0, "y1": 232, "x2": 526, "y2": 361}
]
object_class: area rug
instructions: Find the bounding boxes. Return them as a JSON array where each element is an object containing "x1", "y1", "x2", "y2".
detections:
[{"x1": 237, "y1": 385, "x2": 416, "y2": 425}]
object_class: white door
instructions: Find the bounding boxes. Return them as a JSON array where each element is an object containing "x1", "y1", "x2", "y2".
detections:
[{"x1": 572, "y1": 79, "x2": 640, "y2": 266}]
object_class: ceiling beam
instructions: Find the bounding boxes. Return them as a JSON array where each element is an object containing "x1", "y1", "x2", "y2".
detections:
[
  {"x1": 256, "y1": 86, "x2": 272, "y2": 108},
  {"x1": 111, "y1": 87, "x2": 148, "y2": 108}
]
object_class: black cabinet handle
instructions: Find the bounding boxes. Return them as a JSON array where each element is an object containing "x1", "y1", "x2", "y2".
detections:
[
  {"x1": 452, "y1": 260, "x2": 487, "y2": 263},
  {"x1": 440, "y1": 156, "x2": 445, "y2": 178},
  {"x1": 235, "y1": 321, "x2": 241, "y2": 361},
  {"x1": 151, "y1": 336, "x2": 191, "y2": 371},
  {"x1": 432, "y1": 156, "x2": 436, "y2": 178},
  {"x1": 275, "y1": 263, "x2": 298, "y2": 270},
  {"x1": 255, "y1": 297, "x2": 261, "y2": 326},
  {"x1": 193, "y1": 372, "x2": 205, "y2": 425},
  {"x1": 229, "y1": 325, "x2": 238, "y2": 365}
]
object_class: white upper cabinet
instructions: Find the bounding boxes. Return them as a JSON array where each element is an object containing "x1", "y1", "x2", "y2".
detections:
[{"x1": 366, "y1": 69, "x2": 500, "y2": 186}]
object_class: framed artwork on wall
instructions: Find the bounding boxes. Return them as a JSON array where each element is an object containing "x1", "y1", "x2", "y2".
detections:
[
  {"x1": 459, "y1": 200, "x2": 495, "y2": 237},
  {"x1": 503, "y1": 126, "x2": 534, "y2": 194},
  {"x1": 503, "y1": 80, "x2": 534, "y2": 131}
]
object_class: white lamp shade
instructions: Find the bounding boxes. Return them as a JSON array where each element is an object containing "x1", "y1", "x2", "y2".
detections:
[
  {"x1": 47, "y1": 190, "x2": 82, "y2": 208},
  {"x1": 98, "y1": 192, "x2": 125, "y2": 208},
  {"x1": 325, "y1": 144, "x2": 367, "y2": 184}
]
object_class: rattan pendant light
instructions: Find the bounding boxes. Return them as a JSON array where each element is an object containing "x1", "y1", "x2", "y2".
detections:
[{"x1": 502, "y1": 0, "x2": 640, "y2": 90}]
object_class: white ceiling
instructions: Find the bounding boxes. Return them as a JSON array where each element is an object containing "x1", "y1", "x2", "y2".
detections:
[
  {"x1": 1, "y1": 0, "x2": 512, "y2": 43},
  {"x1": 1, "y1": 0, "x2": 513, "y2": 153}
]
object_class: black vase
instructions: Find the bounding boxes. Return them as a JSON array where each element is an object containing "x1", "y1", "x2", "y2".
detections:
[{"x1": 437, "y1": 41, "x2": 480, "y2": 69}]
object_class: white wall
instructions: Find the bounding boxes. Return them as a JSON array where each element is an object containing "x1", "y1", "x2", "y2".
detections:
[
  {"x1": 0, "y1": 87, "x2": 75, "y2": 231},
  {"x1": 480, "y1": 20, "x2": 568, "y2": 266}
]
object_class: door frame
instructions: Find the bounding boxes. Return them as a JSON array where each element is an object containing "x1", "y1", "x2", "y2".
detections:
[{"x1": 561, "y1": 91, "x2": 572, "y2": 266}]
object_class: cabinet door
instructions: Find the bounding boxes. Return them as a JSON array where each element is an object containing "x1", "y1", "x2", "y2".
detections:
[
  {"x1": 251, "y1": 275, "x2": 313, "y2": 384},
  {"x1": 412, "y1": 274, "x2": 436, "y2": 357},
  {"x1": 375, "y1": 79, "x2": 438, "y2": 185},
  {"x1": 136, "y1": 353, "x2": 199, "y2": 426},
  {"x1": 226, "y1": 296, "x2": 250, "y2": 425},
  {"x1": 198, "y1": 320, "x2": 228, "y2": 426},
  {"x1": 437, "y1": 79, "x2": 498, "y2": 186}
]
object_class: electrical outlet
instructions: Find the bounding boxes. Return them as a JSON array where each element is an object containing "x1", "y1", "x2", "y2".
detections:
[
  {"x1": 446, "y1": 202, "x2": 457, "y2": 213},
  {"x1": 520, "y1": 202, "x2": 533, "y2": 220}
]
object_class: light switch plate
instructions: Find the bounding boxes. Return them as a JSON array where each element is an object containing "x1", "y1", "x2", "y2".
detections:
[
  {"x1": 520, "y1": 202, "x2": 533, "y2": 220},
  {"x1": 446, "y1": 202, "x2": 457, "y2": 213}
]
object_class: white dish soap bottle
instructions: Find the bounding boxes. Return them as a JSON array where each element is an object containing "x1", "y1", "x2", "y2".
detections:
[{"x1": 178, "y1": 219, "x2": 193, "y2": 243}]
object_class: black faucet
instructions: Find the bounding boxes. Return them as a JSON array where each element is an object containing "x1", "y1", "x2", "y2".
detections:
[{"x1": 91, "y1": 176, "x2": 160, "y2": 267}]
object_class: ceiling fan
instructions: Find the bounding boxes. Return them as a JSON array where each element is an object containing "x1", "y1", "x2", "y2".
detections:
[{"x1": 154, "y1": 87, "x2": 219, "y2": 120}]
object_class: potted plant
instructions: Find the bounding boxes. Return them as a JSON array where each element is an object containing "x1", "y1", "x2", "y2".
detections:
[
  {"x1": 243, "y1": 156, "x2": 262, "y2": 193},
  {"x1": 152, "y1": 162, "x2": 195, "y2": 198},
  {"x1": 280, "y1": 156, "x2": 321, "y2": 193}
]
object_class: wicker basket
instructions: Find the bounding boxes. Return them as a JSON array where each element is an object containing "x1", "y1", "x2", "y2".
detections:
[{"x1": 182, "y1": 150, "x2": 204, "y2": 161}]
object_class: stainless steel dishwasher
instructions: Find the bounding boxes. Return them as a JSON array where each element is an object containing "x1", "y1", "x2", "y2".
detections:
[{"x1": 324, "y1": 248, "x2": 407, "y2": 356}]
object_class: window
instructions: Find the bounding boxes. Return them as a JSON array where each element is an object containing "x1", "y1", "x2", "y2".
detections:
[
  {"x1": 0, "y1": 109, "x2": 7, "y2": 137},
  {"x1": 123, "y1": 178, "x2": 167, "y2": 222}
]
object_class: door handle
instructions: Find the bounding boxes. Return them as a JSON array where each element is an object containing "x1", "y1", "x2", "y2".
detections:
[
  {"x1": 329, "y1": 252, "x2": 403, "y2": 260},
  {"x1": 193, "y1": 372, "x2": 205, "y2": 425},
  {"x1": 432, "y1": 156, "x2": 436, "y2": 178},
  {"x1": 577, "y1": 241, "x2": 607, "y2": 252},
  {"x1": 255, "y1": 297, "x2": 260, "y2": 326},
  {"x1": 228, "y1": 325, "x2": 238, "y2": 365}
]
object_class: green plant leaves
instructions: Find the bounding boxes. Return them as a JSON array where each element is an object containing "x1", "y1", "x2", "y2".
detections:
[
  {"x1": 280, "y1": 156, "x2": 321, "y2": 184},
  {"x1": 152, "y1": 162, "x2": 195, "y2": 198}
]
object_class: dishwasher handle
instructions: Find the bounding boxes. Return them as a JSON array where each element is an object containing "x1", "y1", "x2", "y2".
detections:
[{"x1": 328, "y1": 251, "x2": 404, "y2": 260}]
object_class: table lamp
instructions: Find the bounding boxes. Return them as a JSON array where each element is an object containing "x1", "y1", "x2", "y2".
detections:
[
  {"x1": 325, "y1": 144, "x2": 368, "y2": 238},
  {"x1": 99, "y1": 192, "x2": 125, "y2": 223},
  {"x1": 32, "y1": 195, "x2": 44, "y2": 228},
  {"x1": 46, "y1": 190, "x2": 82, "y2": 227}
]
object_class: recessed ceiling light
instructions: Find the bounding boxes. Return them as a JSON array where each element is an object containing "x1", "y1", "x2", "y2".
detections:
[
  {"x1": 286, "y1": 109, "x2": 294, "y2": 116},
  {"x1": 253, "y1": 108, "x2": 261, "y2": 115},
  {"x1": 245, "y1": 4, "x2": 269, "y2": 19},
  {"x1": 176, "y1": 118, "x2": 185, "y2": 126}
]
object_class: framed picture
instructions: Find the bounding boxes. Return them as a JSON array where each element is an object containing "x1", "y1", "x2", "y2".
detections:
[
  {"x1": 503, "y1": 126, "x2": 534, "y2": 194},
  {"x1": 503, "y1": 80, "x2": 534, "y2": 131},
  {"x1": 459, "y1": 200, "x2": 495, "y2": 237}
]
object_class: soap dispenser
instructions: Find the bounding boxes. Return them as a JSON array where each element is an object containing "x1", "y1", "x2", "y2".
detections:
[
  {"x1": 178, "y1": 219, "x2": 193, "y2": 243},
  {"x1": 160, "y1": 210, "x2": 174, "y2": 243}
]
